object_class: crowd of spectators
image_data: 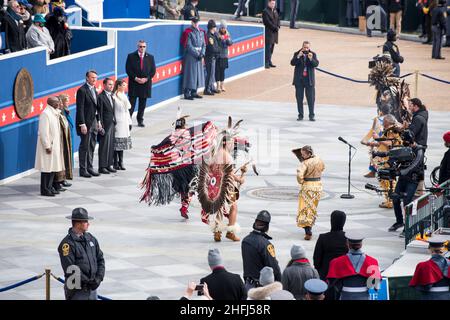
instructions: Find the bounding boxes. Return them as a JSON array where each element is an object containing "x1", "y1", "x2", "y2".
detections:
[{"x1": 0, "y1": 0, "x2": 71, "y2": 58}]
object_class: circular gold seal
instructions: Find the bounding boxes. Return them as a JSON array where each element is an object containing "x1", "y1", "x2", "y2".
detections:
[{"x1": 14, "y1": 68, "x2": 34, "y2": 119}]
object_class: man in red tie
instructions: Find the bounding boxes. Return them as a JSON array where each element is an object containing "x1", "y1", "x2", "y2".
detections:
[
  {"x1": 125, "y1": 40, "x2": 156, "y2": 127},
  {"x1": 290, "y1": 41, "x2": 319, "y2": 122}
]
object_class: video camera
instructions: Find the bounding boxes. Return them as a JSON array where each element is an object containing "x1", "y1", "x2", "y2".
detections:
[
  {"x1": 369, "y1": 53, "x2": 392, "y2": 69},
  {"x1": 372, "y1": 146, "x2": 415, "y2": 180}
]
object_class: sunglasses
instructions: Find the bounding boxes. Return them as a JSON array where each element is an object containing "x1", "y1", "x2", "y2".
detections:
[{"x1": 139, "y1": 46, "x2": 146, "y2": 48}]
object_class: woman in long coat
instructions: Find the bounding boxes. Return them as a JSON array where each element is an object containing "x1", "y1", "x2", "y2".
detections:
[
  {"x1": 112, "y1": 79, "x2": 132, "y2": 170},
  {"x1": 53, "y1": 94, "x2": 73, "y2": 188}
]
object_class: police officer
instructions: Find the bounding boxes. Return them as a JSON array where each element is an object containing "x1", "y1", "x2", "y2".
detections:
[
  {"x1": 431, "y1": 0, "x2": 447, "y2": 59},
  {"x1": 183, "y1": 0, "x2": 199, "y2": 20},
  {"x1": 409, "y1": 235, "x2": 450, "y2": 300},
  {"x1": 304, "y1": 278, "x2": 328, "y2": 300},
  {"x1": 58, "y1": 208, "x2": 105, "y2": 300},
  {"x1": 326, "y1": 232, "x2": 381, "y2": 300},
  {"x1": 241, "y1": 210, "x2": 282, "y2": 292},
  {"x1": 204, "y1": 19, "x2": 220, "y2": 95}
]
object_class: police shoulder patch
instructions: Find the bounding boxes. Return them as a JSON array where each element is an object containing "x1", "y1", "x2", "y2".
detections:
[
  {"x1": 190, "y1": 9, "x2": 195, "y2": 17},
  {"x1": 62, "y1": 243, "x2": 70, "y2": 256},
  {"x1": 267, "y1": 244, "x2": 275, "y2": 257},
  {"x1": 209, "y1": 37, "x2": 214, "y2": 45}
]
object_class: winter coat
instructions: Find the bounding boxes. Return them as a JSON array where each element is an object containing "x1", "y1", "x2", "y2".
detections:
[
  {"x1": 247, "y1": 282, "x2": 283, "y2": 300},
  {"x1": 182, "y1": 27, "x2": 206, "y2": 90},
  {"x1": 113, "y1": 92, "x2": 132, "y2": 139},
  {"x1": 409, "y1": 109, "x2": 429, "y2": 148},
  {"x1": 262, "y1": 7, "x2": 280, "y2": 45},
  {"x1": 35, "y1": 106, "x2": 64, "y2": 173},
  {"x1": 26, "y1": 23, "x2": 55, "y2": 54},
  {"x1": 1, "y1": 9, "x2": 27, "y2": 52},
  {"x1": 125, "y1": 51, "x2": 156, "y2": 98},
  {"x1": 281, "y1": 260, "x2": 320, "y2": 300},
  {"x1": 200, "y1": 267, "x2": 247, "y2": 300}
]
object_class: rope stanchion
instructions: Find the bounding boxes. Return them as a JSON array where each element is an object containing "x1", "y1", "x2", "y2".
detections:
[
  {"x1": 316, "y1": 67, "x2": 369, "y2": 83},
  {"x1": 0, "y1": 273, "x2": 45, "y2": 293},
  {"x1": 316, "y1": 68, "x2": 413, "y2": 84},
  {"x1": 399, "y1": 72, "x2": 414, "y2": 79},
  {"x1": 50, "y1": 273, "x2": 112, "y2": 300},
  {"x1": 419, "y1": 73, "x2": 450, "y2": 85}
]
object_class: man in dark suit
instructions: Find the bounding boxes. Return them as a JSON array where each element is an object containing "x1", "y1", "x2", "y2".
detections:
[
  {"x1": 262, "y1": 0, "x2": 280, "y2": 69},
  {"x1": 125, "y1": 40, "x2": 156, "y2": 127},
  {"x1": 97, "y1": 78, "x2": 116, "y2": 174},
  {"x1": 290, "y1": 41, "x2": 319, "y2": 121},
  {"x1": 200, "y1": 249, "x2": 247, "y2": 300},
  {"x1": 76, "y1": 70, "x2": 101, "y2": 178}
]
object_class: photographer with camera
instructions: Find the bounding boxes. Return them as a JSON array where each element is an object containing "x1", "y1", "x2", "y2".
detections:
[
  {"x1": 291, "y1": 41, "x2": 319, "y2": 121},
  {"x1": 389, "y1": 130, "x2": 425, "y2": 234}
]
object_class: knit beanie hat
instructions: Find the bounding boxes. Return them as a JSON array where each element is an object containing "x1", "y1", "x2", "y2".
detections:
[
  {"x1": 259, "y1": 266, "x2": 274, "y2": 286},
  {"x1": 290, "y1": 244, "x2": 306, "y2": 260},
  {"x1": 208, "y1": 248, "x2": 223, "y2": 268}
]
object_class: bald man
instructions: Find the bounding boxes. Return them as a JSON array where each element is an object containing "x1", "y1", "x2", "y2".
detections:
[{"x1": 35, "y1": 97, "x2": 65, "y2": 196}]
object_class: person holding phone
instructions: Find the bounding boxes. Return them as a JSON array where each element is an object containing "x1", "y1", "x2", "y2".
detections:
[
  {"x1": 290, "y1": 41, "x2": 319, "y2": 121},
  {"x1": 180, "y1": 282, "x2": 213, "y2": 300}
]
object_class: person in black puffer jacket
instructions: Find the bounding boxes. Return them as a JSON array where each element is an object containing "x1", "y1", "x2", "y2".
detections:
[{"x1": 313, "y1": 210, "x2": 348, "y2": 300}]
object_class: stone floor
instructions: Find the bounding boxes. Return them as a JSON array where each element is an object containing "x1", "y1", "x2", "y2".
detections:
[{"x1": 1, "y1": 97, "x2": 449, "y2": 300}]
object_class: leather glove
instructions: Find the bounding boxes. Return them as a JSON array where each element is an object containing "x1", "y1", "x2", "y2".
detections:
[{"x1": 88, "y1": 278, "x2": 101, "y2": 290}]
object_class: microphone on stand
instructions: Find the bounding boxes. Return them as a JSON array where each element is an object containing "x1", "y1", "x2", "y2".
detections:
[
  {"x1": 338, "y1": 136, "x2": 355, "y2": 199},
  {"x1": 338, "y1": 136, "x2": 356, "y2": 149}
]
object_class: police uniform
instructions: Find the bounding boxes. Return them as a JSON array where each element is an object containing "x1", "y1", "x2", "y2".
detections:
[
  {"x1": 409, "y1": 236, "x2": 450, "y2": 300},
  {"x1": 326, "y1": 232, "x2": 381, "y2": 300},
  {"x1": 204, "y1": 20, "x2": 220, "y2": 95},
  {"x1": 183, "y1": 2, "x2": 199, "y2": 21},
  {"x1": 241, "y1": 211, "x2": 282, "y2": 291},
  {"x1": 304, "y1": 278, "x2": 328, "y2": 300},
  {"x1": 57, "y1": 208, "x2": 105, "y2": 300}
]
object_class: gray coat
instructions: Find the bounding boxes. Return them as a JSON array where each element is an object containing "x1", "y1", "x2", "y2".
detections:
[
  {"x1": 182, "y1": 27, "x2": 205, "y2": 90},
  {"x1": 281, "y1": 260, "x2": 319, "y2": 300}
]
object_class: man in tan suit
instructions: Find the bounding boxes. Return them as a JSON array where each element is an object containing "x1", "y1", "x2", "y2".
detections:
[{"x1": 35, "y1": 96, "x2": 65, "y2": 196}]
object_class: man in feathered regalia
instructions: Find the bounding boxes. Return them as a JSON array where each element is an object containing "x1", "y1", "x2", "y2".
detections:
[
  {"x1": 196, "y1": 117, "x2": 255, "y2": 243},
  {"x1": 140, "y1": 108, "x2": 217, "y2": 219},
  {"x1": 140, "y1": 111, "x2": 253, "y2": 237},
  {"x1": 368, "y1": 55, "x2": 411, "y2": 124}
]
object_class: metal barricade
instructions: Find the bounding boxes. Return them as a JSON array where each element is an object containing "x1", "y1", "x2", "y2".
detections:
[{"x1": 404, "y1": 180, "x2": 450, "y2": 247}]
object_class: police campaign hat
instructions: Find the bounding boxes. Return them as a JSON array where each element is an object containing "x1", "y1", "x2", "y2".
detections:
[
  {"x1": 345, "y1": 231, "x2": 365, "y2": 244},
  {"x1": 255, "y1": 210, "x2": 271, "y2": 224},
  {"x1": 427, "y1": 235, "x2": 448, "y2": 248},
  {"x1": 304, "y1": 279, "x2": 328, "y2": 295},
  {"x1": 66, "y1": 207, "x2": 94, "y2": 221}
]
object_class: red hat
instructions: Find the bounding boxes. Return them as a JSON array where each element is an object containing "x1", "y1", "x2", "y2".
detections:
[{"x1": 444, "y1": 131, "x2": 450, "y2": 143}]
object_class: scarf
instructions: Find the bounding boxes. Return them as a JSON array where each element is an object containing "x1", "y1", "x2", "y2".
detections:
[{"x1": 7, "y1": 7, "x2": 23, "y2": 22}]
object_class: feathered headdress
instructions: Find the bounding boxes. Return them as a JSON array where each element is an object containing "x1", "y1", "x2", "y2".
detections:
[
  {"x1": 211, "y1": 116, "x2": 243, "y2": 156},
  {"x1": 172, "y1": 106, "x2": 190, "y2": 129}
]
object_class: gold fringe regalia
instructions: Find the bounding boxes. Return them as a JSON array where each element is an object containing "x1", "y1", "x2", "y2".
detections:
[{"x1": 295, "y1": 156, "x2": 325, "y2": 228}]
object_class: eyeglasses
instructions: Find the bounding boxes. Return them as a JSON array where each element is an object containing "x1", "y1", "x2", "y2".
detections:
[{"x1": 139, "y1": 46, "x2": 146, "y2": 48}]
